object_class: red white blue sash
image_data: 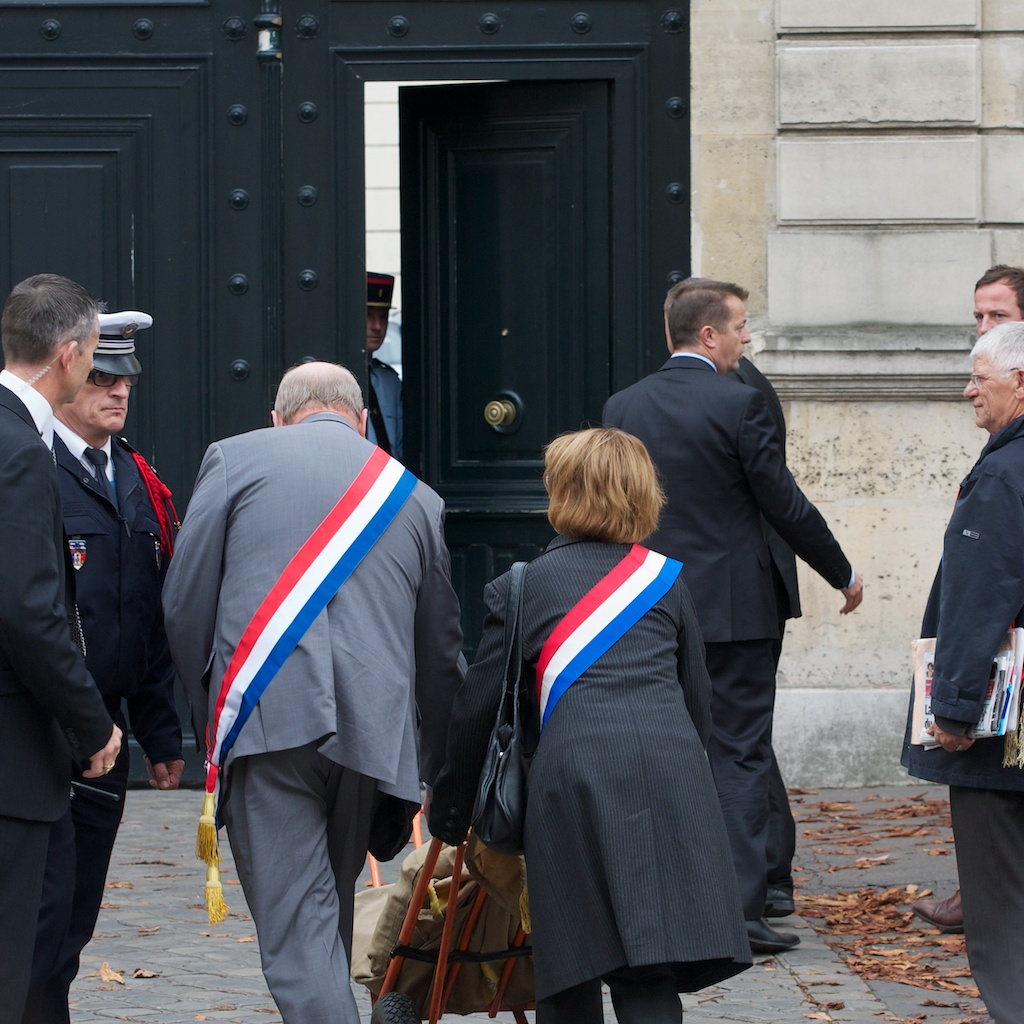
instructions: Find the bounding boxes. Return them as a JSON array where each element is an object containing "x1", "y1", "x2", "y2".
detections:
[
  {"x1": 205, "y1": 447, "x2": 416, "y2": 791},
  {"x1": 535, "y1": 544, "x2": 682, "y2": 731}
]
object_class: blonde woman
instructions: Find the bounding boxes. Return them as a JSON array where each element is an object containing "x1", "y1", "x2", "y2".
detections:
[{"x1": 429, "y1": 427, "x2": 750, "y2": 1024}]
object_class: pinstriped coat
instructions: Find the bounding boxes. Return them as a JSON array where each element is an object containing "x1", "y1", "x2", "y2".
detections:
[{"x1": 429, "y1": 536, "x2": 751, "y2": 1001}]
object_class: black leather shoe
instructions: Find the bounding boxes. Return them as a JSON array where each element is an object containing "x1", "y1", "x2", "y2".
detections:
[
  {"x1": 745, "y1": 917, "x2": 800, "y2": 954},
  {"x1": 765, "y1": 886, "x2": 795, "y2": 918}
]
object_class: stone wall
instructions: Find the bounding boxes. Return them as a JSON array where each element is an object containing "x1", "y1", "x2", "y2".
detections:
[{"x1": 692, "y1": 0, "x2": 1024, "y2": 784}]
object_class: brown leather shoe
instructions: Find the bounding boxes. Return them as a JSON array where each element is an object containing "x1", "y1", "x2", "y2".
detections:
[{"x1": 911, "y1": 888, "x2": 964, "y2": 933}]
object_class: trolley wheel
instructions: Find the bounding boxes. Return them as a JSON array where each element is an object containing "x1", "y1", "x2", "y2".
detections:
[{"x1": 370, "y1": 991, "x2": 420, "y2": 1024}]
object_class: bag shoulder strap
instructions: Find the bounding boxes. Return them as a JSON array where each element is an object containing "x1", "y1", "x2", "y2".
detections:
[{"x1": 503, "y1": 561, "x2": 528, "y2": 665}]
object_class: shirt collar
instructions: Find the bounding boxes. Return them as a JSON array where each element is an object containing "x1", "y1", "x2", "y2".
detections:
[
  {"x1": 670, "y1": 351, "x2": 718, "y2": 373},
  {"x1": 54, "y1": 420, "x2": 113, "y2": 477},
  {"x1": 0, "y1": 368, "x2": 55, "y2": 448}
]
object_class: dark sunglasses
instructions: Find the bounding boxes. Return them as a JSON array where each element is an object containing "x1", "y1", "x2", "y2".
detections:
[{"x1": 88, "y1": 369, "x2": 141, "y2": 388}]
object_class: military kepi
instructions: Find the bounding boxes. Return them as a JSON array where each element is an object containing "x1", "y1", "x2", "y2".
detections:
[
  {"x1": 367, "y1": 272, "x2": 394, "y2": 308},
  {"x1": 95, "y1": 309, "x2": 153, "y2": 376}
]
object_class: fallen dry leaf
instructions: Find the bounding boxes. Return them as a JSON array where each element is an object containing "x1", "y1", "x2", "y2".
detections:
[
  {"x1": 98, "y1": 962, "x2": 125, "y2": 985},
  {"x1": 794, "y1": 794, "x2": 982, "y2": 1006},
  {"x1": 851, "y1": 854, "x2": 891, "y2": 868},
  {"x1": 132, "y1": 968, "x2": 160, "y2": 978}
]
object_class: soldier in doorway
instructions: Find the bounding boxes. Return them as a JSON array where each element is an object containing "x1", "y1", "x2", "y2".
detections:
[{"x1": 365, "y1": 272, "x2": 403, "y2": 462}]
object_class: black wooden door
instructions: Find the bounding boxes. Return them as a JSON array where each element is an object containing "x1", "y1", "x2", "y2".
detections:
[
  {"x1": 0, "y1": 1, "x2": 279, "y2": 780},
  {"x1": 0, "y1": 0, "x2": 690, "y2": 754},
  {"x1": 400, "y1": 81, "x2": 611, "y2": 652},
  {"x1": 328, "y1": 1, "x2": 691, "y2": 653},
  {"x1": 0, "y1": 1, "x2": 281, "y2": 496}
]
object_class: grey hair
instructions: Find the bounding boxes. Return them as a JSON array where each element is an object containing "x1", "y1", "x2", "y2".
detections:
[
  {"x1": 273, "y1": 361, "x2": 364, "y2": 424},
  {"x1": 971, "y1": 321, "x2": 1024, "y2": 374}
]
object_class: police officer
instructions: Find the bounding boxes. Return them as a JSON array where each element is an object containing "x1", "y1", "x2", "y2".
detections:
[
  {"x1": 365, "y1": 271, "x2": 403, "y2": 461},
  {"x1": 22, "y1": 310, "x2": 183, "y2": 1024}
]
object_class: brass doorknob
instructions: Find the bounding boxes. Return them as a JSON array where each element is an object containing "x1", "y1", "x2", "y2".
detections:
[{"x1": 484, "y1": 399, "x2": 517, "y2": 428}]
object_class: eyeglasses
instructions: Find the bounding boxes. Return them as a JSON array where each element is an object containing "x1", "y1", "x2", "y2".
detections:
[
  {"x1": 88, "y1": 369, "x2": 140, "y2": 388},
  {"x1": 968, "y1": 368, "x2": 1020, "y2": 388}
]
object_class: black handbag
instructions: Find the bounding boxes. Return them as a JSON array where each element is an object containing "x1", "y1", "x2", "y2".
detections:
[{"x1": 470, "y1": 560, "x2": 529, "y2": 855}]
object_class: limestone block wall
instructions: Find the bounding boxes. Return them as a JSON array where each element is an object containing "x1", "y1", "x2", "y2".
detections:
[{"x1": 692, "y1": 0, "x2": 1024, "y2": 783}]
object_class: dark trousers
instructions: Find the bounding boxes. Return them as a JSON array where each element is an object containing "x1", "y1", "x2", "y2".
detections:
[
  {"x1": 705, "y1": 638, "x2": 778, "y2": 921},
  {"x1": 23, "y1": 766, "x2": 126, "y2": 1024},
  {"x1": 0, "y1": 814, "x2": 51, "y2": 1024},
  {"x1": 950, "y1": 785, "x2": 1024, "y2": 1024},
  {"x1": 536, "y1": 964, "x2": 682, "y2": 1024},
  {"x1": 765, "y1": 753, "x2": 796, "y2": 892},
  {"x1": 765, "y1": 628, "x2": 796, "y2": 894}
]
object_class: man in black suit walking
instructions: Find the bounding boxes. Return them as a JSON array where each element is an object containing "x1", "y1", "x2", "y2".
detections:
[
  {"x1": 732, "y1": 355, "x2": 800, "y2": 922},
  {"x1": 604, "y1": 277, "x2": 863, "y2": 953},
  {"x1": 0, "y1": 274, "x2": 122, "y2": 1024}
]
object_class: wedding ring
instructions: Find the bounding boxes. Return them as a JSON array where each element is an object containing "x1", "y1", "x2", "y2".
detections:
[{"x1": 102, "y1": 763, "x2": 115, "y2": 773}]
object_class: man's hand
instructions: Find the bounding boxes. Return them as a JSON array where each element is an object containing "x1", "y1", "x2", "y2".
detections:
[
  {"x1": 928, "y1": 723, "x2": 975, "y2": 754},
  {"x1": 840, "y1": 572, "x2": 864, "y2": 615},
  {"x1": 145, "y1": 756, "x2": 185, "y2": 791},
  {"x1": 82, "y1": 724, "x2": 123, "y2": 779}
]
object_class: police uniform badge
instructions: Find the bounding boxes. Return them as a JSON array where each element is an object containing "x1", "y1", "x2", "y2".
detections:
[{"x1": 69, "y1": 538, "x2": 87, "y2": 570}]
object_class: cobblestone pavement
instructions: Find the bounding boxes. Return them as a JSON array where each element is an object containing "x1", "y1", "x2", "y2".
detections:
[{"x1": 65, "y1": 785, "x2": 989, "y2": 1023}]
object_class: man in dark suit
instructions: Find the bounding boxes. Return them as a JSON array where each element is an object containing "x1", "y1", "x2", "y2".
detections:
[
  {"x1": 0, "y1": 273, "x2": 122, "y2": 1024},
  {"x1": 732, "y1": 356, "x2": 799, "y2": 920},
  {"x1": 23, "y1": 309, "x2": 183, "y2": 1024},
  {"x1": 604, "y1": 277, "x2": 863, "y2": 953}
]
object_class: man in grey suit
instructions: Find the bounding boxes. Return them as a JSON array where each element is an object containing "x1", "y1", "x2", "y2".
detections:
[{"x1": 163, "y1": 362, "x2": 464, "y2": 1024}]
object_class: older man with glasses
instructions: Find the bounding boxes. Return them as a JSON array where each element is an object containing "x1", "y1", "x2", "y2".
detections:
[
  {"x1": 22, "y1": 310, "x2": 183, "y2": 1024},
  {"x1": 901, "y1": 320, "x2": 1024, "y2": 1024},
  {"x1": 906, "y1": 264, "x2": 1024, "y2": 934}
]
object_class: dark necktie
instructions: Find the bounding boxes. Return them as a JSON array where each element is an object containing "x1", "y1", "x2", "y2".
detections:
[
  {"x1": 367, "y1": 373, "x2": 392, "y2": 456},
  {"x1": 84, "y1": 447, "x2": 117, "y2": 508}
]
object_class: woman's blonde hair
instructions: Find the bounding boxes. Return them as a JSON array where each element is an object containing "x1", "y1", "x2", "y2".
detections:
[{"x1": 544, "y1": 428, "x2": 665, "y2": 544}]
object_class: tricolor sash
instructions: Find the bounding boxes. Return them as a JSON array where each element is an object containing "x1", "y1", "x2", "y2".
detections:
[
  {"x1": 207, "y1": 446, "x2": 416, "y2": 785},
  {"x1": 535, "y1": 544, "x2": 682, "y2": 731},
  {"x1": 197, "y1": 446, "x2": 417, "y2": 922}
]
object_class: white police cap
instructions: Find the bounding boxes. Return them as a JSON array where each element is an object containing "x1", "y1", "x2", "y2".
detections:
[{"x1": 95, "y1": 310, "x2": 153, "y2": 375}]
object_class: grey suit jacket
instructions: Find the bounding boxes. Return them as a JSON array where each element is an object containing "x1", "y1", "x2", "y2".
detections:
[{"x1": 162, "y1": 413, "x2": 463, "y2": 801}]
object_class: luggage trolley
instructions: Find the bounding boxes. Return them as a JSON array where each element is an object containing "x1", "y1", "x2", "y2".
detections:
[{"x1": 358, "y1": 829, "x2": 534, "y2": 1024}]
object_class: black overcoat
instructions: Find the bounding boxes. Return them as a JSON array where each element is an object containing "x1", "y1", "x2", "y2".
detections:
[
  {"x1": 902, "y1": 414, "x2": 1024, "y2": 793},
  {"x1": 429, "y1": 536, "x2": 751, "y2": 1000}
]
